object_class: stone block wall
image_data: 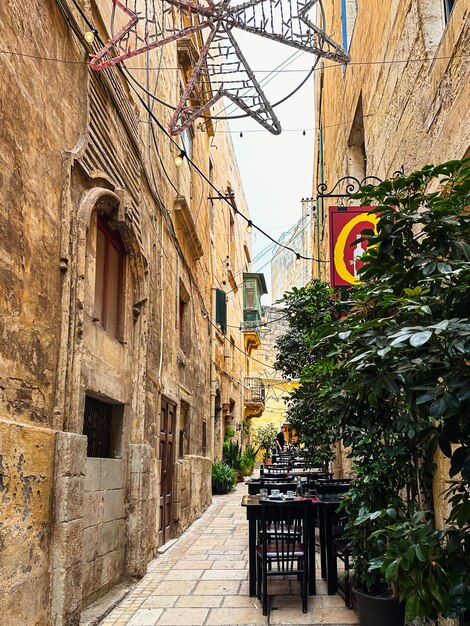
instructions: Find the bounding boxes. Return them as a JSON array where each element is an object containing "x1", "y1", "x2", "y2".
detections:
[
  {"x1": 313, "y1": 0, "x2": 470, "y2": 542},
  {"x1": 173, "y1": 456, "x2": 212, "y2": 536},
  {"x1": 0, "y1": 421, "x2": 56, "y2": 626},
  {"x1": 81, "y1": 458, "x2": 126, "y2": 606},
  {"x1": 50, "y1": 431, "x2": 87, "y2": 626},
  {"x1": 0, "y1": 0, "x2": 252, "y2": 622},
  {"x1": 127, "y1": 444, "x2": 152, "y2": 577}
]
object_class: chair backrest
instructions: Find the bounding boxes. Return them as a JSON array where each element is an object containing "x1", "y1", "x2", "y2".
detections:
[
  {"x1": 316, "y1": 481, "x2": 350, "y2": 495},
  {"x1": 270, "y1": 465, "x2": 292, "y2": 473},
  {"x1": 263, "y1": 467, "x2": 290, "y2": 476},
  {"x1": 260, "y1": 500, "x2": 309, "y2": 570}
]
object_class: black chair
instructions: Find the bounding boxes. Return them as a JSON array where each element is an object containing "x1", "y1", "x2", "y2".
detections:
[
  {"x1": 262, "y1": 467, "x2": 291, "y2": 477},
  {"x1": 333, "y1": 534, "x2": 351, "y2": 608},
  {"x1": 256, "y1": 500, "x2": 309, "y2": 617},
  {"x1": 316, "y1": 480, "x2": 351, "y2": 495}
]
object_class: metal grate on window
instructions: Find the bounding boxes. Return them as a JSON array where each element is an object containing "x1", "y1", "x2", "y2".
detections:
[
  {"x1": 202, "y1": 420, "x2": 207, "y2": 453},
  {"x1": 84, "y1": 395, "x2": 113, "y2": 458}
]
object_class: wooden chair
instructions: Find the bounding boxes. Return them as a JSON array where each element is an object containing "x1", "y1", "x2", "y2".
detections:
[{"x1": 256, "y1": 500, "x2": 309, "y2": 616}]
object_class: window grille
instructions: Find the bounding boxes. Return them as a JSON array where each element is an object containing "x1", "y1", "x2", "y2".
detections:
[
  {"x1": 202, "y1": 420, "x2": 207, "y2": 453},
  {"x1": 83, "y1": 395, "x2": 114, "y2": 458},
  {"x1": 215, "y1": 288, "x2": 227, "y2": 334}
]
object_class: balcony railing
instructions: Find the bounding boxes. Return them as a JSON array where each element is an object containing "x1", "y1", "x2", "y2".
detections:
[
  {"x1": 240, "y1": 320, "x2": 261, "y2": 331},
  {"x1": 244, "y1": 377, "x2": 265, "y2": 405}
]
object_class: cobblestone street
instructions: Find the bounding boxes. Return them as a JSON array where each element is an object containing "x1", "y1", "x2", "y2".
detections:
[{"x1": 100, "y1": 483, "x2": 358, "y2": 626}]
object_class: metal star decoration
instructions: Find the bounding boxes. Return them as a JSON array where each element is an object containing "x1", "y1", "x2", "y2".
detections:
[{"x1": 90, "y1": 0, "x2": 349, "y2": 135}]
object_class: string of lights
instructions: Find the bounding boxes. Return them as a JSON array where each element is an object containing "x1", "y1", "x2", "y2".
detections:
[
  {"x1": 1, "y1": 48, "x2": 467, "y2": 72},
  {"x1": 50, "y1": 0, "x2": 298, "y2": 399},
  {"x1": 123, "y1": 66, "x2": 326, "y2": 263}
]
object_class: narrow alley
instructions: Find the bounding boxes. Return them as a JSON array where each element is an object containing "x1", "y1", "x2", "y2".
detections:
[{"x1": 97, "y1": 482, "x2": 358, "y2": 626}]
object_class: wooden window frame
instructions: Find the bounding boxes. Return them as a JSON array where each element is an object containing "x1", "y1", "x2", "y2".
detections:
[{"x1": 95, "y1": 214, "x2": 126, "y2": 340}]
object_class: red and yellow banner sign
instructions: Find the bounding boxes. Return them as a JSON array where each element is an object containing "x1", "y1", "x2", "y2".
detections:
[{"x1": 328, "y1": 206, "x2": 378, "y2": 288}]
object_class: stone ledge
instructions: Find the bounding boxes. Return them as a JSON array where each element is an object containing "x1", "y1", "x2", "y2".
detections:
[{"x1": 79, "y1": 579, "x2": 135, "y2": 626}]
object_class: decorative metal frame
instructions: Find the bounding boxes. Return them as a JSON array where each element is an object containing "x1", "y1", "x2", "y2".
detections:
[
  {"x1": 316, "y1": 169, "x2": 405, "y2": 199},
  {"x1": 90, "y1": 0, "x2": 349, "y2": 135}
]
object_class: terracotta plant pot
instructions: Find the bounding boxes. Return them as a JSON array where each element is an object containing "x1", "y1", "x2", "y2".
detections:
[
  {"x1": 264, "y1": 458, "x2": 272, "y2": 466},
  {"x1": 354, "y1": 589, "x2": 405, "y2": 626}
]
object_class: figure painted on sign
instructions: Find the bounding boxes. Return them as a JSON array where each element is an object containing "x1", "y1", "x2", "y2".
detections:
[{"x1": 352, "y1": 241, "x2": 366, "y2": 278}]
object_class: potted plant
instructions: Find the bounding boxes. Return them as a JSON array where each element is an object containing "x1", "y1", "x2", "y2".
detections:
[
  {"x1": 341, "y1": 443, "x2": 409, "y2": 626},
  {"x1": 223, "y1": 440, "x2": 244, "y2": 481},
  {"x1": 224, "y1": 426, "x2": 235, "y2": 442},
  {"x1": 212, "y1": 461, "x2": 236, "y2": 494},
  {"x1": 239, "y1": 445, "x2": 259, "y2": 477},
  {"x1": 253, "y1": 423, "x2": 278, "y2": 465},
  {"x1": 367, "y1": 508, "x2": 470, "y2": 623}
]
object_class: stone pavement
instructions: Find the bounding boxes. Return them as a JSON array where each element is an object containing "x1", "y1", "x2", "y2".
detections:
[{"x1": 100, "y1": 482, "x2": 359, "y2": 626}]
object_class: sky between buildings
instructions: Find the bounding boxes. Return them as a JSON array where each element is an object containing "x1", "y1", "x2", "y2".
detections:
[{"x1": 212, "y1": 31, "x2": 316, "y2": 305}]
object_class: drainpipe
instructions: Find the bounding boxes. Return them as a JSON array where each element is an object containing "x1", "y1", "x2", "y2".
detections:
[
  {"x1": 209, "y1": 198, "x2": 217, "y2": 462},
  {"x1": 318, "y1": 120, "x2": 325, "y2": 279},
  {"x1": 316, "y1": 69, "x2": 325, "y2": 279},
  {"x1": 209, "y1": 287, "x2": 216, "y2": 461}
]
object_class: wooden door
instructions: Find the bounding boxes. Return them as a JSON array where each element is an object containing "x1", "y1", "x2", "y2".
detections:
[{"x1": 158, "y1": 399, "x2": 176, "y2": 547}]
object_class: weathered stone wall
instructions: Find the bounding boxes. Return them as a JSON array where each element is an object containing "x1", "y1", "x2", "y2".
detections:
[
  {"x1": 313, "y1": 0, "x2": 470, "y2": 519},
  {"x1": 0, "y1": 1, "x2": 85, "y2": 622},
  {"x1": 0, "y1": 1, "x2": 252, "y2": 624},
  {"x1": 258, "y1": 306, "x2": 289, "y2": 367},
  {"x1": 313, "y1": 0, "x2": 470, "y2": 276},
  {"x1": 271, "y1": 203, "x2": 313, "y2": 302},
  {"x1": 82, "y1": 458, "x2": 126, "y2": 605},
  {"x1": 0, "y1": 422, "x2": 56, "y2": 626}
]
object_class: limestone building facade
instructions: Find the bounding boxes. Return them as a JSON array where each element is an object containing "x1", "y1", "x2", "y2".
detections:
[
  {"x1": 0, "y1": 1, "x2": 256, "y2": 623},
  {"x1": 250, "y1": 306, "x2": 295, "y2": 445},
  {"x1": 311, "y1": 0, "x2": 470, "y2": 514},
  {"x1": 271, "y1": 199, "x2": 314, "y2": 303},
  {"x1": 312, "y1": 0, "x2": 470, "y2": 278}
]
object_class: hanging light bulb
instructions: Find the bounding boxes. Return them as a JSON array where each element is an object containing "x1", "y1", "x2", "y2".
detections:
[
  {"x1": 84, "y1": 29, "x2": 97, "y2": 43},
  {"x1": 295, "y1": 253, "x2": 301, "y2": 265},
  {"x1": 175, "y1": 150, "x2": 186, "y2": 166},
  {"x1": 246, "y1": 220, "x2": 253, "y2": 233},
  {"x1": 240, "y1": 132, "x2": 243, "y2": 138}
]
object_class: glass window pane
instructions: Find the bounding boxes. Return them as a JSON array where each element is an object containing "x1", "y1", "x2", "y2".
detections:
[{"x1": 95, "y1": 227, "x2": 105, "y2": 321}]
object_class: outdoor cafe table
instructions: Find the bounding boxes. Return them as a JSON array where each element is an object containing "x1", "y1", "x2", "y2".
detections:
[
  {"x1": 241, "y1": 494, "x2": 320, "y2": 598},
  {"x1": 245, "y1": 479, "x2": 295, "y2": 495}
]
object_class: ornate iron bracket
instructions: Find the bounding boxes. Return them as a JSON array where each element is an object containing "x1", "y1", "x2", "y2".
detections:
[{"x1": 316, "y1": 168, "x2": 405, "y2": 199}]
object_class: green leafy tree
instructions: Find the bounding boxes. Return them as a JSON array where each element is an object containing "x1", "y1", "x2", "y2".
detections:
[
  {"x1": 253, "y1": 423, "x2": 278, "y2": 460},
  {"x1": 274, "y1": 159, "x2": 470, "y2": 617}
]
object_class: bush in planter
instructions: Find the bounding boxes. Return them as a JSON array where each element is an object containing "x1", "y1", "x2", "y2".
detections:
[
  {"x1": 367, "y1": 509, "x2": 470, "y2": 622},
  {"x1": 212, "y1": 461, "x2": 236, "y2": 494},
  {"x1": 253, "y1": 423, "x2": 278, "y2": 461},
  {"x1": 239, "y1": 445, "x2": 259, "y2": 477},
  {"x1": 275, "y1": 282, "x2": 341, "y2": 470},
  {"x1": 224, "y1": 426, "x2": 235, "y2": 442},
  {"x1": 223, "y1": 440, "x2": 243, "y2": 480}
]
